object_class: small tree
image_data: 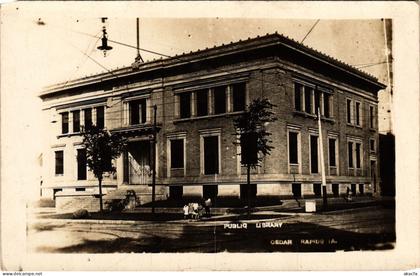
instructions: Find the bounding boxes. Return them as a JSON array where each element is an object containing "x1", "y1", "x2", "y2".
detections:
[
  {"x1": 233, "y1": 98, "x2": 277, "y2": 210},
  {"x1": 82, "y1": 125, "x2": 127, "y2": 212}
]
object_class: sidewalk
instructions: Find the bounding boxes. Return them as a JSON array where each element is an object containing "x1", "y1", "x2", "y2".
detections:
[
  {"x1": 31, "y1": 195, "x2": 394, "y2": 224},
  {"x1": 131, "y1": 195, "x2": 393, "y2": 213}
]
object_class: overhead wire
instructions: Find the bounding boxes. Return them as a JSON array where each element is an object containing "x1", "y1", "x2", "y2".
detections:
[
  {"x1": 43, "y1": 20, "x2": 380, "y2": 126},
  {"x1": 300, "y1": 19, "x2": 320, "y2": 44}
]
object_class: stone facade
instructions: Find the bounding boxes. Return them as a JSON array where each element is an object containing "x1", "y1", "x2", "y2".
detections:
[{"x1": 40, "y1": 33, "x2": 385, "y2": 204}]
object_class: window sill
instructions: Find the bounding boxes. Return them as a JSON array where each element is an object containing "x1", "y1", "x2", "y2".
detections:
[
  {"x1": 174, "y1": 111, "x2": 246, "y2": 123},
  {"x1": 55, "y1": 174, "x2": 64, "y2": 177},
  {"x1": 293, "y1": 111, "x2": 316, "y2": 119},
  {"x1": 57, "y1": 128, "x2": 107, "y2": 138},
  {"x1": 293, "y1": 111, "x2": 334, "y2": 123},
  {"x1": 57, "y1": 132, "x2": 81, "y2": 138}
]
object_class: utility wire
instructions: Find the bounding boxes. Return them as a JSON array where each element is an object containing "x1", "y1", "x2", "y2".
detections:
[
  {"x1": 355, "y1": 61, "x2": 388, "y2": 69},
  {"x1": 42, "y1": 20, "x2": 378, "y2": 92},
  {"x1": 301, "y1": 19, "x2": 320, "y2": 44}
]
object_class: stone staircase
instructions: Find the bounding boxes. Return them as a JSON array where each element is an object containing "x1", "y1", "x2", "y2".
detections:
[{"x1": 103, "y1": 184, "x2": 168, "y2": 206}]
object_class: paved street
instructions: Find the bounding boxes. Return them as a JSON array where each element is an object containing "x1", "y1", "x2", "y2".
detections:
[{"x1": 27, "y1": 204, "x2": 395, "y2": 253}]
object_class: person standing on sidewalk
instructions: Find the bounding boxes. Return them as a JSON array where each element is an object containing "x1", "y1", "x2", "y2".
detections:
[
  {"x1": 204, "y1": 198, "x2": 212, "y2": 217},
  {"x1": 183, "y1": 205, "x2": 189, "y2": 219},
  {"x1": 346, "y1": 186, "x2": 353, "y2": 202}
]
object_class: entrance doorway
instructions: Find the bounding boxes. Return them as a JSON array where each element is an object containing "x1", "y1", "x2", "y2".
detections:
[{"x1": 124, "y1": 140, "x2": 151, "y2": 185}]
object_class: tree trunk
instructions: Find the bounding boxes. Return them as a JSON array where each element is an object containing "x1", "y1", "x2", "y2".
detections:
[{"x1": 98, "y1": 176, "x2": 104, "y2": 213}]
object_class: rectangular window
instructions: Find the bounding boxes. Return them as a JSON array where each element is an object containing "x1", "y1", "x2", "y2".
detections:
[
  {"x1": 304, "y1": 86, "x2": 312, "y2": 113},
  {"x1": 170, "y1": 139, "x2": 184, "y2": 169},
  {"x1": 214, "y1": 86, "x2": 227, "y2": 114},
  {"x1": 324, "y1": 93, "x2": 330, "y2": 118},
  {"x1": 313, "y1": 183, "x2": 322, "y2": 197},
  {"x1": 351, "y1": 184, "x2": 357, "y2": 195},
  {"x1": 288, "y1": 132, "x2": 298, "y2": 165},
  {"x1": 355, "y1": 102, "x2": 361, "y2": 126},
  {"x1": 348, "y1": 142, "x2": 354, "y2": 168},
  {"x1": 359, "y1": 184, "x2": 364, "y2": 195},
  {"x1": 370, "y1": 139, "x2": 376, "y2": 152},
  {"x1": 77, "y1": 148, "x2": 87, "y2": 180},
  {"x1": 196, "y1": 89, "x2": 208, "y2": 116},
  {"x1": 328, "y1": 138, "x2": 336, "y2": 167},
  {"x1": 129, "y1": 99, "x2": 147, "y2": 124},
  {"x1": 179, "y1": 93, "x2": 191, "y2": 119},
  {"x1": 332, "y1": 184, "x2": 339, "y2": 196},
  {"x1": 169, "y1": 186, "x2": 183, "y2": 200},
  {"x1": 204, "y1": 136, "x2": 219, "y2": 175},
  {"x1": 61, "y1": 112, "x2": 69, "y2": 134},
  {"x1": 355, "y1": 143, "x2": 361, "y2": 168},
  {"x1": 310, "y1": 135, "x2": 319, "y2": 173},
  {"x1": 96, "y1": 106, "x2": 105, "y2": 129},
  {"x1": 369, "y1": 106, "x2": 374, "y2": 128},
  {"x1": 84, "y1": 108, "x2": 92, "y2": 131},
  {"x1": 232, "y1": 83, "x2": 246, "y2": 112},
  {"x1": 55, "y1": 150, "x2": 64, "y2": 175},
  {"x1": 292, "y1": 183, "x2": 301, "y2": 198},
  {"x1": 347, "y1": 99, "x2": 352, "y2": 124},
  {"x1": 314, "y1": 90, "x2": 321, "y2": 115},
  {"x1": 294, "y1": 83, "x2": 302, "y2": 111},
  {"x1": 72, "y1": 110, "x2": 80, "y2": 133}
]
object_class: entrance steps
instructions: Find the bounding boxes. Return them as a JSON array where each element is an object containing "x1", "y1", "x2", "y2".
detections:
[{"x1": 103, "y1": 184, "x2": 167, "y2": 205}]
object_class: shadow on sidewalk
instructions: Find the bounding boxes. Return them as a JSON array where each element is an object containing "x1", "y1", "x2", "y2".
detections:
[{"x1": 37, "y1": 220, "x2": 395, "y2": 253}]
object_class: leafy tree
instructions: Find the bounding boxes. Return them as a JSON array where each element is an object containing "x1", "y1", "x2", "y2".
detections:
[
  {"x1": 233, "y1": 98, "x2": 277, "y2": 210},
  {"x1": 82, "y1": 125, "x2": 127, "y2": 212}
]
